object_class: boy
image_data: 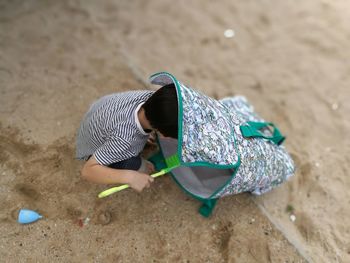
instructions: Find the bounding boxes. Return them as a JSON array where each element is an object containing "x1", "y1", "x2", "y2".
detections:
[{"x1": 76, "y1": 84, "x2": 178, "y2": 192}]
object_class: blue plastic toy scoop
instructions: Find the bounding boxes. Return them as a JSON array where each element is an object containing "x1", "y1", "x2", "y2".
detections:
[{"x1": 18, "y1": 209, "x2": 43, "y2": 224}]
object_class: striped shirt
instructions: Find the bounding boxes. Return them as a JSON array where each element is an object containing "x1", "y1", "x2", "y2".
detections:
[{"x1": 76, "y1": 90, "x2": 154, "y2": 165}]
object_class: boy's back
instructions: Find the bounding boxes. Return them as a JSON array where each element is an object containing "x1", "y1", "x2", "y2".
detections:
[
  {"x1": 76, "y1": 90, "x2": 154, "y2": 165},
  {"x1": 76, "y1": 84, "x2": 178, "y2": 192}
]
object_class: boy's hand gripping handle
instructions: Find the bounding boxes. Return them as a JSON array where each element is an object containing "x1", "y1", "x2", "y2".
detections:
[{"x1": 98, "y1": 168, "x2": 170, "y2": 198}]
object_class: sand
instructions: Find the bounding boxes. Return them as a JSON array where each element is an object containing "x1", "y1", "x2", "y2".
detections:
[{"x1": 1, "y1": 0, "x2": 349, "y2": 262}]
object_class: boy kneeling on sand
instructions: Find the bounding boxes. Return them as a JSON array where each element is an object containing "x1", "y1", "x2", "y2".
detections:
[{"x1": 76, "y1": 84, "x2": 178, "y2": 192}]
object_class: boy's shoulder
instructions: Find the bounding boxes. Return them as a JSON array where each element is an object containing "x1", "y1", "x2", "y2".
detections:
[
  {"x1": 103, "y1": 90, "x2": 154, "y2": 101},
  {"x1": 114, "y1": 90, "x2": 154, "y2": 96},
  {"x1": 93, "y1": 90, "x2": 153, "y2": 106}
]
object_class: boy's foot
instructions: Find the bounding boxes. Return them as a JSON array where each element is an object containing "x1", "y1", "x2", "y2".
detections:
[{"x1": 138, "y1": 158, "x2": 155, "y2": 174}]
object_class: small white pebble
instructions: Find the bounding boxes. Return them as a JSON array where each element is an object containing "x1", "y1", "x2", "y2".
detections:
[
  {"x1": 315, "y1": 162, "x2": 320, "y2": 167},
  {"x1": 331, "y1": 103, "x2": 339, "y2": 110},
  {"x1": 251, "y1": 218, "x2": 255, "y2": 223},
  {"x1": 224, "y1": 29, "x2": 235, "y2": 38},
  {"x1": 84, "y1": 217, "x2": 90, "y2": 225},
  {"x1": 211, "y1": 224, "x2": 217, "y2": 230},
  {"x1": 290, "y1": 214, "x2": 296, "y2": 222}
]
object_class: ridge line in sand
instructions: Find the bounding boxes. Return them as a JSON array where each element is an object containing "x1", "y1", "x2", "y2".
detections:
[
  {"x1": 251, "y1": 197, "x2": 311, "y2": 263},
  {"x1": 119, "y1": 49, "x2": 151, "y2": 89}
]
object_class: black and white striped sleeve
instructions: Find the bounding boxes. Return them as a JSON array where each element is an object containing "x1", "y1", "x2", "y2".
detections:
[{"x1": 93, "y1": 136, "x2": 135, "y2": 166}]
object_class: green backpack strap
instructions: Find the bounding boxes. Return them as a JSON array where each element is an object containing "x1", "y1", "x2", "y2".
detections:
[
  {"x1": 240, "y1": 121, "x2": 285, "y2": 145},
  {"x1": 199, "y1": 199, "x2": 218, "y2": 217}
]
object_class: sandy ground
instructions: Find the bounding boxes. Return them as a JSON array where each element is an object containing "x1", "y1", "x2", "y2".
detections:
[{"x1": 1, "y1": 0, "x2": 350, "y2": 262}]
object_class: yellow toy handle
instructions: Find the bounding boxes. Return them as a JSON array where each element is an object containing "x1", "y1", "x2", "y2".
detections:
[{"x1": 98, "y1": 169, "x2": 168, "y2": 198}]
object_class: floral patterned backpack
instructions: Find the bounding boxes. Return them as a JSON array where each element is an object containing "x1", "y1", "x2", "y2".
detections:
[{"x1": 149, "y1": 72, "x2": 295, "y2": 217}]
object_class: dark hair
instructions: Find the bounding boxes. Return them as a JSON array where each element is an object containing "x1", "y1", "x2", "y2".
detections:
[{"x1": 142, "y1": 83, "x2": 178, "y2": 139}]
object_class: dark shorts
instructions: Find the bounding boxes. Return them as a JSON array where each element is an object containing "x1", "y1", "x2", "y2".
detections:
[
  {"x1": 108, "y1": 155, "x2": 142, "y2": 170},
  {"x1": 88, "y1": 155, "x2": 142, "y2": 171}
]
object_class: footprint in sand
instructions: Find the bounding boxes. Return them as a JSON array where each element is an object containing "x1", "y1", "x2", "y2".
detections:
[
  {"x1": 212, "y1": 221, "x2": 233, "y2": 262},
  {"x1": 14, "y1": 183, "x2": 41, "y2": 201}
]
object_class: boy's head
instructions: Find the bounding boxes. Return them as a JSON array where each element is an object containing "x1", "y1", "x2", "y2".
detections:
[{"x1": 142, "y1": 83, "x2": 178, "y2": 139}]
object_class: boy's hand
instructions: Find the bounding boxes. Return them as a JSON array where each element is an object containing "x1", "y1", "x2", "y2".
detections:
[{"x1": 128, "y1": 171, "x2": 154, "y2": 192}]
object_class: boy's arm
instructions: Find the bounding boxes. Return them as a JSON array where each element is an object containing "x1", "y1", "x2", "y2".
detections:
[{"x1": 81, "y1": 156, "x2": 154, "y2": 192}]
